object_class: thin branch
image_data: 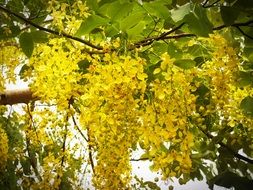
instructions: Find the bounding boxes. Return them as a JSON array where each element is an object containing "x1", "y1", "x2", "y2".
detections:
[
  {"x1": 87, "y1": 127, "x2": 95, "y2": 174},
  {"x1": 130, "y1": 157, "x2": 151, "y2": 162},
  {"x1": 202, "y1": 0, "x2": 209, "y2": 7},
  {"x1": 198, "y1": 127, "x2": 253, "y2": 164},
  {"x1": 235, "y1": 26, "x2": 253, "y2": 40},
  {"x1": 134, "y1": 23, "x2": 185, "y2": 48},
  {"x1": 0, "y1": 5, "x2": 102, "y2": 50},
  {"x1": 25, "y1": 104, "x2": 42, "y2": 181},
  {"x1": 213, "y1": 20, "x2": 253, "y2": 30},
  {"x1": 163, "y1": 33, "x2": 196, "y2": 39},
  {"x1": 133, "y1": 19, "x2": 253, "y2": 49},
  {"x1": 72, "y1": 115, "x2": 88, "y2": 142},
  {"x1": 60, "y1": 102, "x2": 71, "y2": 168},
  {"x1": 202, "y1": 0, "x2": 221, "y2": 8}
]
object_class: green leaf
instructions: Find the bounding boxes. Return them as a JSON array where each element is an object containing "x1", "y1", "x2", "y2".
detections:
[
  {"x1": 30, "y1": 31, "x2": 48, "y2": 43},
  {"x1": 240, "y1": 96, "x2": 253, "y2": 116},
  {"x1": 0, "y1": 25, "x2": 21, "y2": 39},
  {"x1": 194, "y1": 56, "x2": 206, "y2": 67},
  {"x1": 75, "y1": 15, "x2": 109, "y2": 36},
  {"x1": 208, "y1": 171, "x2": 253, "y2": 190},
  {"x1": 22, "y1": 0, "x2": 30, "y2": 5},
  {"x1": 98, "y1": 1, "x2": 133, "y2": 21},
  {"x1": 7, "y1": 0, "x2": 24, "y2": 13},
  {"x1": 143, "y1": 0, "x2": 171, "y2": 19},
  {"x1": 236, "y1": 71, "x2": 253, "y2": 87},
  {"x1": 19, "y1": 64, "x2": 31, "y2": 79},
  {"x1": 126, "y1": 21, "x2": 146, "y2": 40},
  {"x1": 171, "y1": 3, "x2": 191, "y2": 22},
  {"x1": 184, "y1": 4, "x2": 213, "y2": 36},
  {"x1": 167, "y1": 42, "x2": 183, "y2": 58},
  {"x1": 86, "y1": 0, "x2": 99, "y2": 12},
  {"x1": 174, "y1": 59, "x2": 196, "y2": 69},
  {"x1": 186, "y1": 44, "x2": 203, "y2": 57},
  {"x1": 153, "y1": 42, "x2": 168, "y2": 55},
  {"x1": 234, "y1": 0, "x2": 253, "y2": 9},
  {"x1": 77, "y1": 59, "x2": 91, "y2": 74},
  {"x1": 104, "y1": 24, "x2": 120, "y2": 37},
  {"x1": 143, "y1": 181, "x2": 161, "y2": 190},
  {"x1": 120, "y1": 11, "x2": 145, "y2": 31},
  {"x1": 220, "y1": 6, "x2": 240, "y2": 25},
  {"x1": 20, "y1": 158, "x2": 31, "y2": 175},
  {"x1": 19, "y1": 32, "x2": 34, "y2": 58}
]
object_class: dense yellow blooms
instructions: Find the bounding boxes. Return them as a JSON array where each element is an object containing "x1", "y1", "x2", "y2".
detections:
[
  {"x1": 80, "y1": 53, "x2": 147, "y2": 189},
  {"x1": 1, "y1": 19, "x2": 253, "y2": 189},
  {"x1": 48, "y1": 0, "x2": 90, "y2": 34},
  {"x1": 0, "y1": 41, "x2": 23, "y2": 90},
  {"x1": 195, "y1": 34, "x2": 253, "y2": 130},
  {"x1": 31, "y1": 153, "x2": 62, "y2": 190},
  {"x1": 29, "y1": 38, "x2": 85, "y2": 109},
  {"x1": 139, "y1": 53, "x2": 196, "y2": 179},
  {"x1": 0, "y1": 127, "x2": 8, "y2": 171}
]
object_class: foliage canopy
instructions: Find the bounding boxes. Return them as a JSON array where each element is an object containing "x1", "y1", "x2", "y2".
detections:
[{"x1": 0, "y1": 0, "x2": 253, "y2": 189}]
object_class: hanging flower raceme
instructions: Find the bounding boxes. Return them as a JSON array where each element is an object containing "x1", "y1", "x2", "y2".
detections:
[
  {"x1": 139, "y1": 53, "x2": 196, "y2": 179},
  {"x1": 80, "y1": 53, "x2": 147, "y2": 189},
  {"x1": 29, "y1": 38, "x2": 85, "y2": 110}
]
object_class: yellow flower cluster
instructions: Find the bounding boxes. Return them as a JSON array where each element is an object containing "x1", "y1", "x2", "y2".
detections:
[
  {"x1": 0, "y1": 41, "x2": 22, "y2": 90},
  {"x1": 139, "y1": 53, "x2": 196, "y2": 179},
  {"x1": 80, "y1": 53, "x2": 147, "y2": 189},
  {"x1": 198, "y1": 34, "x2": 253, "y2": 129},
  {"x1": 48, "y1": 0, "x2": 90, "y2": 34},
  {"x1": 79, "y1": 52, "x2": 197, "y2": 186},
  {"x1": 0, "y1": 127, "x2": 8, "y2": 171},
  {"x1": 31, "y1": 153, "x2": 62, "y2": 190},
  {"x1": 29, "y1": 38, "x2": 85, "y2": 109}
]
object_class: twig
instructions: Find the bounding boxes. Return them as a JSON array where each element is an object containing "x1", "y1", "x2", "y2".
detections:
[
  {"x1": 57, "y1": 102, "x2": 71, "y2": 188},
  {"x1": 163, "y1": 33, "x2": 196, "y2": 39},
  {"x1": 25, "y1": 104, "x2": 42, "y2": 181},
  {"x1": 133, "y1": 19, "x2": 253, "y2": 49},
  {"x1": 134, "y1": 23, "x2": 185, "y2": 48},
  {"x1": 213, "y1": 20, "x2": 253, "y2": 30},
  {"x1": 202, "y1": 0, "x2": 221, "y2": 8},
  {"x1": 60, "y1": 102, "x2": 72, "y2": 168},
  {"x1": 87, "y1": 127, "x2": 95, "y2": 174},
  {"x1": 198, "y1": 126, "x2": 253, "y2": 164},
  {"x1": 202, "y1": 0, "x2": 209, "y2": 7},
  {"x1": 235, "y1": 26, "x2": 253, "y2": 40},
  {"x1": 72, "y1": 115, "x2": 88, "y2": 142},
  {"x1": 0, "y1": 5, "x2": 102, "y2": 50},
  {"x1": 130, "y1": 157, "x2": 151, "y2": 161}
]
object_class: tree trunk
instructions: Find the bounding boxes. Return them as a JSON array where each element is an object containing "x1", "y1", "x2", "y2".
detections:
[{"x1": 0, "y1": 88, "x2": 35, "y2": 105}]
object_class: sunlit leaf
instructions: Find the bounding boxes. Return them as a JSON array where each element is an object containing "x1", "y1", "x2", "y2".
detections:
[
  {"x1": 174, "y1": 59, "x2": 196, "y2": 69},
  {"x1": 75, "y1": 15, "x2": 109, "y2": 36}
]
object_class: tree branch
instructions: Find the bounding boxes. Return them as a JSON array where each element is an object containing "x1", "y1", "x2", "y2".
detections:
[
  {"x1": 132, "y1": 19, "x2": 253, "y2": 49},
  {"x1": 134, "y1": 23, "x2": 185, "y2": 48},
  {"x1": 213, "y1": 20, "x2": 253, "y2": 30},
  {"x1": 202, "y1": 0, "x2": 209, "y2": 7},
  {"x1": 0, "y1": 88, "x2": 37, "y2": 105},
  {"x1": 202, "y1": 0, "x2": 221, "y2": 8},
  {"x1": 235, "y1": 26, "x2": 253, "y2": 40},
  {"x1": 199, "y1": 127, "x2": 253, "y2": 164},
  {"x1": 72, "y1": 115, "x2": 88, "y2": 142},
  {"x1": 0, "y1": 5, "x2": 103, "y2": 50},
  {"x1": 25, "y1": 104, "x2": 42, "y2": 181},
  {"x1": 87, "y1": 127, "x2": 95, "y2": 174}
]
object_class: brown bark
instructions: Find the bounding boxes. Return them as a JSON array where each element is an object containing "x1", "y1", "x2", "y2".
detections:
[{"x1": 0, "y1": 88, "x2": 36, "y2": 105}]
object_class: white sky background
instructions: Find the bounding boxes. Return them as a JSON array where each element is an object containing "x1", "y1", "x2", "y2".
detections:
[{"x1": 5, "y1": 73, "x2": 229, "y2": 190}]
